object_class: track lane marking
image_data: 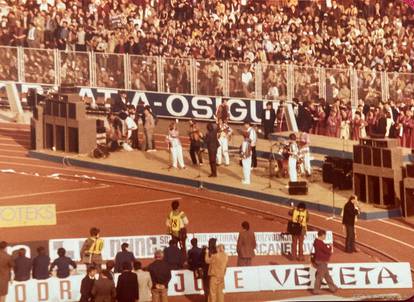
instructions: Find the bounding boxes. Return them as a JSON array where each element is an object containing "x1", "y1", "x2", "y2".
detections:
[
  {"x1": 378, "y1": 219, "x2": 414, "y2": 232},
  {"x1": 57, "y1": 197, "x2": 181, "y2": 214},
  {"x1": 0, "y1": 185, "x2": 110, "y2": 201}
]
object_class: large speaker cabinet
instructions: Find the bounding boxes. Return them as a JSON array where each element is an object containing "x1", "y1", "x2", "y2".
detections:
[
  {"x1": 353, "y1": 138, "x2": 402, "y2": 207},
  {"x1": 32, "y1": 93, "x2": 96, "y2": 153}
]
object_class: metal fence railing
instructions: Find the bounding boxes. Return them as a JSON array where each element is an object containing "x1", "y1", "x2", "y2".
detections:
[{"x1": 1, "y1": 46, "x2": 412, "y2": 107}]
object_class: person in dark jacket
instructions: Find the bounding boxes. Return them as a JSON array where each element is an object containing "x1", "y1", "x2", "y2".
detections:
[
  {"x1": 312, "y1": 230, "x2": 337, "y2": 295},
  {"x1": 116, "y1": 262, "x2": 139, "y2": 302},
  {"x1": 32, "y1": 246, "x2": 50, "y2": 280},
  {"x1": 49, "y1": 248, "x2": 77, "y2": 278},
  {"x1": 298, "y1": 102, "x2": 315, "y2": 133},
  {"x1": 13, "y1": 248, "x2": 31, "y2": 281},
  {"x1": 79, "y1": 266, "x2": 97, "y2": 302},
  {"x1": 163, "y1": 239, "x2": 183, "y2": 270},
  {"x1": 92, "y1": 269, "x2": 116, "y2": 302},
  {"x1": 148, "y1": 250, "x2": 172, "y2": 302},
  {"x1": 187, "y1": 238, "x2": 202, "y2": 272},
  {"x1": 114, "y1": 243, "x2": 135, "y2": 273},
  {"x1": 261, "y1": 101, "x2": 276, "y2": 139},
  {"x1": 204, "y1": 123, "x2": 219, "y2": 177},
  {"x1": 342, "y1": 195, "x2": 360, "y2": 253}
]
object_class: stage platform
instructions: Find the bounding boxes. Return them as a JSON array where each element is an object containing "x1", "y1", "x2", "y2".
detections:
[{"x1": 29, "y1": 148, "x2": 402, "y2": 220}]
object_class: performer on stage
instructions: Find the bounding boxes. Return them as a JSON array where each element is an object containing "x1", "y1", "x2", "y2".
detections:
[
  {"x1": 288, "y1": 133, "x2": 299, "y2": 182},
  {"x1": 217, "y1": 120, "x2": 232, "y2": 166},
  {"x1": 240, "y1": 131, "x2": 252, "y2": 185},
  {"x1": 261, "y1": 101, "x2": 276, "y2": 139},
  {"x1": 205, "y1": 123, "x2": 219, "y2": 177},
  {"x1": 244, "y1": 122, "x2": 257, "y2": 168},
  {"x1": 188, "y1": 120, "x2": 204, "y2": 166},
  {"x1": 299, "y1": 131, "x2": 311, "y2": 177},
  {"x1": 167, "y1": 121, "x2": 185, "y2": 169}
]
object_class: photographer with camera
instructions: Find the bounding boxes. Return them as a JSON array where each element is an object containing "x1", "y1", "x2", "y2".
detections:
[{"x1": 204, "y1": 239, "x2": 228, "y2": 302}]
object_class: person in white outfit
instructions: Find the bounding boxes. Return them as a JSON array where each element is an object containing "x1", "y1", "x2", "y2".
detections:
[
  {"x1": 299, "y1": 132, "x2": 312, "y2": 177},
  {"x1": 241, "y1": 131, "x2": 252, "y2": 184},
  {"x1": 216, "y1": 120, "x2": 232, "y2": 166},
  {"x1": 167, "y1": 121, "x2": 185, "y2": 169},
  {"x1": 134, "y1": 261, "x2": 152, "y2": 302},
  {"x1": 244, "y1": 122, "x2": 257, "y2": 168},
  {"x1": 288, "y1": 133, "x2": 299, "y2": 182}
]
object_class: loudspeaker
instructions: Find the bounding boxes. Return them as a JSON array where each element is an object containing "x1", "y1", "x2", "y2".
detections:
[
  {"x1": 288, "y1": 181, "x2": 308, "y2": 195},
  {"x1": 353, "y1": 145, "x2": 362, "y2": 164},
  {"x1": 322, "y1": 162, "x2": 334, "y2": 183},
  {"x1": 372, "y1": 148, "x2": 381, "y2": 167},
  {"x1": 333, "y1": 168, "x2": 352, "y2": 190},
  {"x1": 382, "y1": 149, "x2": 391, "y2": 168},
  {"x1": 362, "y1": 146, "x2": 372, "y2": 165},
  {"x1": 407, "y1": 164, "x2": 414, "y2": 178}
]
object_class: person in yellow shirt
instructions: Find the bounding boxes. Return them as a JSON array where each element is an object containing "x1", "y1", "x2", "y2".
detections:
[
  {"x1": 80, "y1": 227, "x2": 104, "y2": 270},
  {"x1": 205, "y1": 244, "x2": 228, "y2": 302},
  {"x1": 166, "y1": 200, "x2": 189, "y2": 255},
  {"x1": 288, "y1": 202, "x2": 309, "y2": 261}
]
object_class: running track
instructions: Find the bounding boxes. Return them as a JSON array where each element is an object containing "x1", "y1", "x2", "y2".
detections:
[{"x1": 0, "y1": 123, "x2": 413, "y2": 301}]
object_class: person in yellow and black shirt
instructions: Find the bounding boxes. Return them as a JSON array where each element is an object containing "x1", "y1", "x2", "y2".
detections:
[
  {"x1": 81, "y1": 227, "x2": 104, "y2": 270},
  {"x1": 166, "y1": 200, "x2": 189, "y2": 257},
  {"x1": 288, "y1": 202, "x2": 309, "y2": 261}
]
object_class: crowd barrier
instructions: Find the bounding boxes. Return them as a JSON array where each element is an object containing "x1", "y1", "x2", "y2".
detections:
[
  {"x1": 6, "y1": 262, "x2": 412, "y2": 302},
  {"x1": 1, "y1": 46, "x2": 412, "y2": 107}
]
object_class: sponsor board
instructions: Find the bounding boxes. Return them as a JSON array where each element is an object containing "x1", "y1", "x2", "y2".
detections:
[
  {"x1": 48, "y1": 231, "x2": 333, "y2": 260},
  {"x1": 9, "y1": 83, "x2": 281, "y2": 123},
  {"x1": 0, "y1": 204, "x2": 56, "y2": 227},
  {"x1": 6, "y1": 262, "x2": 412, "y2": 302}
]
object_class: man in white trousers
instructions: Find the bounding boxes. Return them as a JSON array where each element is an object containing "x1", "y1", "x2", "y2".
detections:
[
  {"x1": 288, "y1": 133, "x2": 299, "y2": 182},
  {"x1": 299, "y1": 131, "x2": 312, "y2": 177},
  {"x1": 241, "y1": 131, "x2": 252, "y2": 185},
  {"x1": 217, "y1": 120, "x2": 232, "y2": 166},
  {"x1": 167, "y1": 121, "x2": 185, "y2": 169}
]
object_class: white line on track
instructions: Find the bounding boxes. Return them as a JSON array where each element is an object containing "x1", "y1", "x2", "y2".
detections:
[
  {"x1": 378, "y1": 219, "x2": 414, "y2": 232},
  {"x1": 2, "y1": 160, "x2": 414, "y2": 250},
  {"x1": 58, "y1": 197, "x2": 181, "y2": 214},
  {"x1": 0, "y1": 185, "x2": 109, "y2": 201}
]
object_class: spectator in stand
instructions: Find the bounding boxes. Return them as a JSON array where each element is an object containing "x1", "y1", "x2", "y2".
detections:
[
  {"x1": 0, "y1": 241, "x2": 13, "y2": 302},
  {"x1": 116, "y1": 262, "x2": 139, "y2": 302},
  {"x1": 92, "y1": 269, "x2": 117, "y2": 302},
  {"x1": 32, "y1": 246, "x2": 50, "y2": 280},
  {"x1": 49, "y1": 247, "x2": 77, "y2": 278},
  {"x1": 115, "y1": 243, "x2": 136, "y2": 274},
  {"x1": 80, "y1": 266, "x2": 97, "y2": 302},
  {"x1": 13, "y1": 248, "x2": 32, "y2": 282},
  {"x1": 261, "y1": 101, "x2": 276, "y2": 139},
  {"x1": 312, "y1": 230, "x2": 338, "y2": 295},
  {"x1": 148, "y1": 250, "x2": 172, "y2": 302},
  {"x1": 236, "y1": 221, "x2": 256, "y2": 266},
  {"x1": 134, "y1": 261, "x2": 152, "y2": 302},
  {"x1": 163, "y1": 239, "x2": 184, "y2": 270},
  {"x1": 342, "y1": 195, "x2": 360, "y2": 253}
]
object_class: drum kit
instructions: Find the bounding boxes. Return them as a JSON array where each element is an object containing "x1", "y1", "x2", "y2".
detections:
[{"x1": 268, "y1": 137, "x2": 303, "y2": 178}]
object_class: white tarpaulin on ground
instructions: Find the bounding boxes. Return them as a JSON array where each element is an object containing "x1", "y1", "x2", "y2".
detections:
[
  {"x1": 6, "y1": 262, "x2": 412, "y2": 302},
  {"x1": 48, "y1": 231, "x2": 333, "y2": 260}
]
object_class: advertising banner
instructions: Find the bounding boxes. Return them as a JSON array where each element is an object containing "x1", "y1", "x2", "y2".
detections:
[
  {"x1": 48, "y1": 231, "x2": 333, "y2": 261},
  {"x1": 6, "y1": 262, "x2": 412, "y2": 302},
  {"x1": 0, "y1": 204, "x2": 56, "y2": 228}
]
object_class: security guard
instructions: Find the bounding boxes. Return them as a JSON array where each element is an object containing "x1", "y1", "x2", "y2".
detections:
[
  {"x1": 166, "y1": 200, "x2": 189, "y2": 255},
  {"x1": 80, "y1": 227, "x2": 104, "y2": 269},
  {"x1": 288, "y1": 202, "x2": 309, "y2": 261}
]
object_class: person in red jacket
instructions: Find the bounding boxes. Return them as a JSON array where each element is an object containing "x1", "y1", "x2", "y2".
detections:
[{"x1": 312, "y1": 230, "x2": 338, "y2": 295}]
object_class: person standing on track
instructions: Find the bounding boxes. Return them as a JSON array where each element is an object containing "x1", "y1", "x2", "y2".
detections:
[
  {"x1": 288, "y1": 202, "x2": 309, "y2": 261},
  {"x1": 0, "y1": 241, "x2": 13, "y2": 302},
  {"x1": 342, "y1": 195, "x2": 360, "y2": 253},
  {"x1": 236, "y1": 221, "x2": 256, "y2": 266},
  {"x1": 166, "y1": 200, "x2": 189, "y2": 255},
  {"x1": 81, "y1": 227, "x2": 104, "y2": 270},
  {"x1": 312, "y1": 230, "x2": 338, "y2": 295}
]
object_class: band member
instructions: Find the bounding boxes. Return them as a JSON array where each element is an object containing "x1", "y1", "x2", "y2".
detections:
[
  {"x1": 215, "y1": 99, "x2": 229, "y2": 124},
  {"x1": 167, "y1": 121, "x2": 185, "y2": 169},
  {"x1": 299, "y1": 132, "x2": 311, "y2": 177},
  {"x1": 244, "y1": 122, "x2": 257, "y2": 168},
  {"x1": 288, "y1": 133, "x2": 299, "y2": 182},
  {"x1": 261, "y1": 101, "x2": 276, "y2": 139},
  {"x1": 189, "y1": 120, "x2": 203, "y2": 166},
  {"x1": 217, "y1": 120, "x2": 232, "y2": 166},
  {"x1": 240, "y1": 131, "x2": 252, "y2": 184},
  {"x1": 205, "y1": 123, "x2": 219, "y2": 177},
  {"x1": 275, "y1": 101, "x2": 287, "y2": 132}
]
